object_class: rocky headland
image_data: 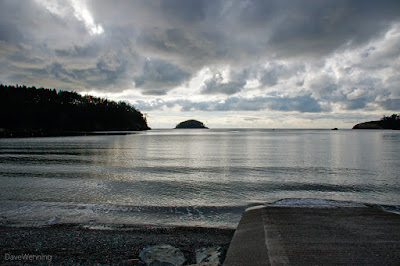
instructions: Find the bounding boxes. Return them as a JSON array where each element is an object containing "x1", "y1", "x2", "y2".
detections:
[{"x1": 353, "y1": 114, "x2": 400, "y2": 130}]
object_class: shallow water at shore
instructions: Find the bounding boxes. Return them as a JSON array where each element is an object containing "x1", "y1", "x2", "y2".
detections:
[{"x1": 1, "y1": 129, "x2": 399, "y2": 228}]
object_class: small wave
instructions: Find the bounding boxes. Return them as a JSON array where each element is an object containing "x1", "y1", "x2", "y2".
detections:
[
  {"x1": 47, "y1": 216, "x2": 61, "y2": 224},
  {"x1": 267, "y1": 198, "x2": 400, "y2": 215},
  {"x1": 88, "y1": 203, "x2": 248, "y2": 216},
  {"x1": 365, "y1": 203, "x2": 400, "y2": 215},
  {"x1": 269, "y1": 198, "x2": 365, "y2": 206},
  {"x1": 0, "y1": 200, "x2": 248, "y2": 229}
]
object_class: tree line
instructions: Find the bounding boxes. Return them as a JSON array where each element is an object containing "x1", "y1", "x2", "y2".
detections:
[
  {"x1": 0, "y1": 84, "x2": 150, "y2": 137},
  {"x1": 380, "y1": 114, "x2": 400, "y2": 129}
]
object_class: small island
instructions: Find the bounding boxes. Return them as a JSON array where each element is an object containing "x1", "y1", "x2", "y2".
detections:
[
  {"x1": 353, "y1": 114, "x2": 399, "y2": 130},
  {"x1": 175, "y1": 119, "x2": 208, "y2": 129}
]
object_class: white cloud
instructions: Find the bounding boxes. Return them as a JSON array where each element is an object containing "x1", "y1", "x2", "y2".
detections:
[
  {"x1": 35, "y1": 0, "x2": 104, "y2": 35},
  {"x1": 71, "y1": 0, "x2": 104, "y2": 35}
]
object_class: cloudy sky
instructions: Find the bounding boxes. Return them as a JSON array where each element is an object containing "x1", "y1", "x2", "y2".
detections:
[{"x1": 1, "y1": 0, "x2": 399, "y2": 128}]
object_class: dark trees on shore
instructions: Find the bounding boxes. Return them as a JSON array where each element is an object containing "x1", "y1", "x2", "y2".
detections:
[
  {"x1": 0, "y1": 84, "x2": 150, "y2": 136},
  {"x1": 380, "y1": 114, "x2": 400, "y2": 129},
  {"x1": 353, "y1": 114, "x2": 400, "y2": 130}
]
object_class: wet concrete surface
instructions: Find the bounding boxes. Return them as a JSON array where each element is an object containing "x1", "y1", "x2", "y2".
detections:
[{"x1": 224, "y1": 205, "x2": 400, "y2": 265}]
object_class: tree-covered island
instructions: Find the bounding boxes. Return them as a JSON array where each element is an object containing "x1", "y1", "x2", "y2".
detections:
[
  {"x1": 0, "y1": 84, "x2": 150, "y2": 137},
  {"x1": 175, "y1": 120, "x2": 208, "y2": 129},
  {"x1": 353, "y1": 114, "x2": 400, "y2": 130}
]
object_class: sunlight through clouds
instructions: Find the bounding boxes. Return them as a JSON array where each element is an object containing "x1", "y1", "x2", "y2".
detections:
[
  {"x1": 35, "y1": 0, "x2": 104, "y2": 35},
  {"x1": 70, "y1": 0, "x2": 104, "y2": 35}
]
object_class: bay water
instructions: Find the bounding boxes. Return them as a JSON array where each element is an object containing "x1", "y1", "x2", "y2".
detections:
[{"x1": 0, "y1": 129, "x2": 399, "y2": 228}]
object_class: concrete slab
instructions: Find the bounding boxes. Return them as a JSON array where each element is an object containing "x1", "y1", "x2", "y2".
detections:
[{"x1": 224, "y1": 205, "x2": 400, "y2": 265}]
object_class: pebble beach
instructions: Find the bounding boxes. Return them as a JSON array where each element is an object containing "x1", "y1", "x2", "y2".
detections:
[{"x1": 0, "y1": 224, "x2": 234, "y2": 265}]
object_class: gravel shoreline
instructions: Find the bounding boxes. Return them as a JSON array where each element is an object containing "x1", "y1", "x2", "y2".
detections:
[{"x1": 0, "y1": 224, "x2": 235, "y2": 265}]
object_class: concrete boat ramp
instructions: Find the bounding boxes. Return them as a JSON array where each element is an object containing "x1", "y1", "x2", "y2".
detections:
[{"x1": 224, "y1": 199, "x2": 400, "y2": 265}]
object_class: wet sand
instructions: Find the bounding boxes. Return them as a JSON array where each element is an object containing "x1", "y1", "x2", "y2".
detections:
[{"x1": 0, "y1": 224, "x2": 234, "y2": 265}]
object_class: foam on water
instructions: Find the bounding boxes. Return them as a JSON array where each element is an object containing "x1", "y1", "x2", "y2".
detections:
[
  {"x1": 0, "y1": 200, "x2": 247, "y2": 229},
  {"x1": 366, "y1": 203, "x2": 400, "y2": 215},
  {"x1": 270, "y1": 198, "x2": 366, "y2": 207},
  {"x1": 1, "y1": 198, "x2": 398, "y2": 230}
]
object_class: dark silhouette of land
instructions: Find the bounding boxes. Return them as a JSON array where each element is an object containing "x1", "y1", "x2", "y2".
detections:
[
  {"x1": 353, "y1": 114, "x2": 400, "y2": 130},
  {"x1": 0, "y1": 84, "x2": 150, "y2": 137},
  {"x1": 175, "y1": 119, "x2": 208, "y2": 129}
]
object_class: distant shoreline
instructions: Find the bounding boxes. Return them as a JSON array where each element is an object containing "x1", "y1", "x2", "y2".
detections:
[
  {"x1": 0, "y1": 129, "x2": 144, "y2": 138},
  {"x1": 352, "y1": 120, "x2": 400, "y2": 130},
  {"x1": 0, "y1": 85, "x2": 151, "y2": 135},
  {"x1": 353, "y1": 114, "x2": 400, "y2": 130}
]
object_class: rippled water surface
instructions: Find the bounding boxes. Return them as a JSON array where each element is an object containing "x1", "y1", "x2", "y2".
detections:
[{"x1": 0, "y1": 129, "x2": 399, "y2": 228}]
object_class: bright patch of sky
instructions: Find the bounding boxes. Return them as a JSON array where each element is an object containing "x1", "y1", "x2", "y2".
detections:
[{"x1": 35, "y1": 0, "x2": 104, "y2": 35}]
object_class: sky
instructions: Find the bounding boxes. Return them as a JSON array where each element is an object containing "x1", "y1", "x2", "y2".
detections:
[{"x1": 0, "y1": 0, "x2": 399, "y2": 128}]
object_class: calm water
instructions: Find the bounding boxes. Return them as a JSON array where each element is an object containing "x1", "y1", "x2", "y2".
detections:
[{"x1": 0, "y1": 129, "x2": 399, "y2": 228}]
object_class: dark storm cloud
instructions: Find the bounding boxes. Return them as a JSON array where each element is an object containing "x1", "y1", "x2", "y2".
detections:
[
  {"x1": 342, "y1": 99, "x2": 367, "y2": 111},
  {"x1": 201, "y1": 74, "x2": 246, "y2": 95},
  {"x1": 55, "y1": 44, "x2": 100, "y2": 58},
  {"x1": 235, "y1": 0, "x2": 400, "y2": 57},
  {"x1": 135, "y1": 93, "x2": 322, "y2": 113},
  {"x1": 134, "y1": 58, "x2": 190, "y2": 95},
  {"x1": 160, "y1": 0, "x2": 208, "y2": 23},
  {"x1": 47, "y1": 62, "x2": 76, "y2": 83},
  {"x1": 133, "y1": 0, "x2": 400, "y2": 64},
  {"x1": 0, "y1": 0, "x2": 399, "y2": 115},
  {"x1": 0, "y1": 0, "x2": 40, "y2": 42},
  {"x1": 379, "y1": 99, "x2": 400, "y2": 110},
  {"x1": 266, "y1": 94, "x2": 323, "y2": 113},
  {"x1": 258, "y1": 62, "x2": 306, "y2": 87},
  {"x1": 0, "y1": 21, "x2": 24, "y2": 43},
  {"x1": 136, "y1": 26, "x2": 232, "y2": 72}
]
